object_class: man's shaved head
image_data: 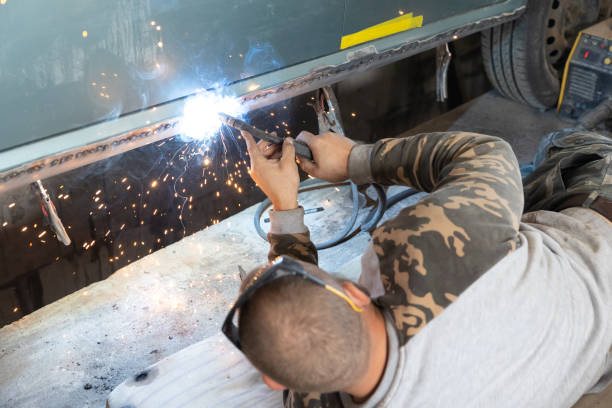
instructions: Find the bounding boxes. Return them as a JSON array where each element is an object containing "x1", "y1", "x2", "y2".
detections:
[{"x1": 238, "y1": 260, "x2": 370, "y2": 393}]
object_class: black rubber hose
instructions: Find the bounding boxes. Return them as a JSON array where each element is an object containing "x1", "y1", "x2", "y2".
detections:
[
  {"x1": 255, "y1": 181, "x2": 388, "y2": 250},
  {"x1": 254, "y1": 181, "x2": 359, "y2": 250},
  {"x1": 359, "y1": 184, "x2": 387, "y2": 232},
  {"x1": 254, "y1": 181, "x2": 417, "y2": 250},
  {"x1": 386, "y1": 188, "x2": 420, "y2": 210}
]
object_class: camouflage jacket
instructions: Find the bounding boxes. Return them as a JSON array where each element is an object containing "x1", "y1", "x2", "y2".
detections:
[{"x1": 267, "y1": 132, "x2": 523, "y2": 407}]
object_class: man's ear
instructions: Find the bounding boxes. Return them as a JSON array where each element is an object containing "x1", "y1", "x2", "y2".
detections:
[
  {"x1": 262, "y1": 374, "x2": 286, "y2": 391},
  {"x1": 342, "y1": 281, "x2": 371, "y2": 309}
]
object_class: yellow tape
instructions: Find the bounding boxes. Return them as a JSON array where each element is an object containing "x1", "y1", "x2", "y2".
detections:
[
  {"x1": 557, "y1": 32, "x2": 583, "y2": 113},
  {"x1": 340, "y1": 12, "x2": 424, "y2": 50}
]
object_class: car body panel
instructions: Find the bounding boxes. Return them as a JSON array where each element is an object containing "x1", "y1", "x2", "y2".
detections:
[
  {"x1": 0, "y1": 0, "x2": 346, "y2": 152},
  {"x1": 343, "y1": 0, "x2": 506, "y2": 35},
  {"x1": 0, "y1": 0, "x2": 527, "y2": 191}
]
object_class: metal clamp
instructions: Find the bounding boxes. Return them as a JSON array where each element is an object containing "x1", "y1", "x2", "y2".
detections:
[
  {"x1": 34, "y1": 180, "x2": 71, "y2": 246},
  {"x1": 311, "y1": 86, "x2": 346, "y2": 136}
]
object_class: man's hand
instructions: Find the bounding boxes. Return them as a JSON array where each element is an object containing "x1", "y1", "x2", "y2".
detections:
[
  {"x1": 243, "y1": 131, "x2": 299, "y2": 211},
  {"x1": 296, "y1": 131, "x2": 356, "y2": 182}
]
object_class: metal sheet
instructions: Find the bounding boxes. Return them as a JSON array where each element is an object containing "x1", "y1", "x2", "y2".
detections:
[
  {"x1": 343, "y1": 0, "x2": 507, "y2": 34},
  {"x1": 0, "y1": 0, "x2": 345, "y2": 151},
  {"x1": 0, "y1": 0, "x2": 527, "y2": 192}
]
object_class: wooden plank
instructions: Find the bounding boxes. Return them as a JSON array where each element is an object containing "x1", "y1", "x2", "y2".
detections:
[
  {"x1": 106, "y1": 254, "x2": 368, "y2": 408},
  {"x1": 107, "y1": 333, "x2": 281, "y2": 408}
]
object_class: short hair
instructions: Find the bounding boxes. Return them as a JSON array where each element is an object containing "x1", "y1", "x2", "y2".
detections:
[{"x1": 238, "y1": 263, "x2": 370, "y2": 393}]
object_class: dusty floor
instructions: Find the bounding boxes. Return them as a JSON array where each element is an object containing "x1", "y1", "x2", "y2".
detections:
[{"x1": 0, "y1": 92, "x2": 584, "y2": 407}]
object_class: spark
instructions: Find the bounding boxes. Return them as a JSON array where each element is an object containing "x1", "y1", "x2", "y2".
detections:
[
  {"x1": 180, "y1": 91, "x2": 245, "y2": 141},
  {"x1": 8, "y1": 202, "x2": 15, "y2": 208}
]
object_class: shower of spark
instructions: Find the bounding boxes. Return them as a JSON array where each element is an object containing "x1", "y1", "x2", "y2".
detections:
[{"x1": 180, "y1": 91, "x2": 245, "y2": 141}]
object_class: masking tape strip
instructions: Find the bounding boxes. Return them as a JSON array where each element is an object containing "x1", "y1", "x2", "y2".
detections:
[{"x1": 340, "y1": 12, "x2": 424, "y2": 50}]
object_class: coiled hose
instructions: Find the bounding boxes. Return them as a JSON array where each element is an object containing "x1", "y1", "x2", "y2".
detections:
[{"x1": 254, "y1": 179, "x2": 419, "y2": 249}]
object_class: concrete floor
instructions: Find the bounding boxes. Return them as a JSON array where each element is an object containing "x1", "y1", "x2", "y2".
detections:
[{"x1": 0, "y1": 92, "x2": 594, "y2": 407}]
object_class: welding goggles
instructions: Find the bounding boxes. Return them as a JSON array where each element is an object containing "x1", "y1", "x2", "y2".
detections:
[{"x1": 222, "y1": 256, "x2": 363, "y2": 350}]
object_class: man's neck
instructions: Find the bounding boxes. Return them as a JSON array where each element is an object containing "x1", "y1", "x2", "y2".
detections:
[{"x1": 346, "y1": 305, "x2": 388, "y2": 402}]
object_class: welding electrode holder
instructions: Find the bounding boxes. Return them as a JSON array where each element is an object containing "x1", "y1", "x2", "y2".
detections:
[{"x1": 218, "y1": 113, "x2": 313, "y2": 160}]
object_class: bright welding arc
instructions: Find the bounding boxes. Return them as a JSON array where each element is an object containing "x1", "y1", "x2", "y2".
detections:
[{"x1": 181, "y1": 92, "x2": 245, "y2": 141}]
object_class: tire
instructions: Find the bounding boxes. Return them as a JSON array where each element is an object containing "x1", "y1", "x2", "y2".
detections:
[{"x1": 481, "y1": 0, "x2": 605, "y2": 109}]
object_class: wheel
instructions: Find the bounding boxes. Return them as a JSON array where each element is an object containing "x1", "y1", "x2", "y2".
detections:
[{"x1": 481, "y1": 0, "x2": 609, "y2": 109}]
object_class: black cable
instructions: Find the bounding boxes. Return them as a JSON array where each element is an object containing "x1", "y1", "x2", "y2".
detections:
[
  {"x1": 386, "y1": 188, "x2": 421, "y2": 210},
  {"x1": 254, "y1": 180, "x2": 360, "y2": 250},
  {"x1": 253, "y1": 180, "x2": 418, "y2": 250}
]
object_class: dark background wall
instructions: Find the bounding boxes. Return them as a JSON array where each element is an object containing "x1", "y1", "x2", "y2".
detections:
[{"x1": 0, "y1": 34, "x2": 490, "y2": 327}]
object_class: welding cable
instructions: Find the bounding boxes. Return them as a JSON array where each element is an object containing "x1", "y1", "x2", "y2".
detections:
[
  {"x1": 326, "y1": 185, "x2": 420, "y2": 243},
  {"x1": 385, "y1": 187, "x2": 421, "y2": 210},
  {"x1": 357, "y1": 184, "x2": 387, "y2": 232},
  {"x1": 254, "y1": 180, "x2": 358, "y2": 250},
  {"x1": 254, "y1": 180, "x2": 391, "y2": 250}
]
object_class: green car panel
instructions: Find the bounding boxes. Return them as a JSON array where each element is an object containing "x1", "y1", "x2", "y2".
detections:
[{"x1": 0, "y1": 0, "x2": 526, "y2": 191}]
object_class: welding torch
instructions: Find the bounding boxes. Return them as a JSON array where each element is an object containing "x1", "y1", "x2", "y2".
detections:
[{"x1": 218, "y1": 112, "x2": 313, "y2": 160}]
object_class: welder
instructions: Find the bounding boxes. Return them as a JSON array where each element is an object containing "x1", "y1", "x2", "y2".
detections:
[{"x1": 223, "y1": 126, "x2": 612, "y2": 407}]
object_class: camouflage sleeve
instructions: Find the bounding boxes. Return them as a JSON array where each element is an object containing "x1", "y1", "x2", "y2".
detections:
[
  {"x1": 266, "y1": 206, "x2": 318, "y2": 264},
  {"x1": 283, "y1": 390, "x2": 344, "y2": 408},
  {"x1": 267, "y1": 231, "x2": 318, "y2": 265},
  {"x1": 365, "y1": 132, "x2": 524, "y2": 346}
]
